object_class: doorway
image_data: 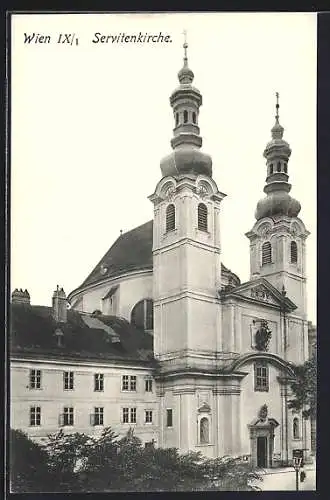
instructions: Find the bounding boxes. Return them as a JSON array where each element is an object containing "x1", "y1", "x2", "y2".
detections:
[{"x1": 257, "y1": 436, "x2": 268, "y2": 467}]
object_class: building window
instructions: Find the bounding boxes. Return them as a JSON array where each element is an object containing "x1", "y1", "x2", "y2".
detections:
[
  {"x1": 200, "y1": 417, "x2": 210, "y2": 444},
  {"x1": 277, "y1": 161, "x2": 281, "y2": 172},
  {"x1": 63, "y1": 407, "x2": 74, "y2": 426},
  {"x1": 93, "y1": 407, "x2": 104, "y2": 426},
  {"x1": 269, "y1": 164, "x2": 274, "y2": 175},
  {"x1": 29, "y1": 369, "x2": 41, "y2": 389},
  {"x1": 175, "y1": 113, "x2": 179, "y2": 127},
  {"x1": 166, "y1": 409, "x2": 173, "y2": 427},
  {"x1": 131, "y1": 299, "x2": 154, "y2": 330},
  {"x1": 198, "y1": 203, "x2": 208, "y2": 231},
  {"x1": 183, "y1": 110, "x2": 188, "y2": 123},
  {"x1": 166, "y1": 204, "x2": 175, "y2": 232},
  {"x1": 145, "y1": 410, "x2": 153, "y2": 423},
  {"x1": 30, "y1": 406, "x2": 41, "y2": 426},
  {"x1": 94, "y1": 373, "x2": 104, "y2": 392},
  {"x1": 145, "y1": 378, "x2": 153, "y2": 392},
  {"x1": 290, "y1": 241, "x2": 298, "y2": 263},
  {"x1": 254, "y1": 363, "x2": 269, "y2": 392},
  {"x1": 284, "y1": 162, "x2": 288, "y2": 173},
  {"x1": 293, "y1": 417, "x2": 300, "y2": 439},
  {"x1": 262, "y1": 241, "x2": 272, "y2": 265},
  {"x1": 122, "y1": 407, "x2": 137, "y2": 424},
  {"x1": 192, "y1": 111, "x2": 196, "y2": 124},
  {"x1": 63, "y1": 371, "x2": 74, "y2": 390},
  {"x1": 122, "y1": 375, "x2": 129, "y2": 391}
]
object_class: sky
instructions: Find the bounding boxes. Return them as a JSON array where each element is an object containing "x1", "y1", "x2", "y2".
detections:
[{"x1": 11, "y1": 12, "x2": 317, "y2": 323}]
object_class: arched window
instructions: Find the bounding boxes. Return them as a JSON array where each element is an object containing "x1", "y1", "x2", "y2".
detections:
[
  {"x1": 262, "y1": 241, "x2": 272, "y2": 265},
  {"x1": 183, "y1": 110, "x2": 188, "y2": 123},
  {"x1": 284, "y1": 163, "x2": 288, "y2": 173},
  {"x1": 269, "y1": 164, "x2": 274, "y2": 175},
  {"x1": 293, "y1": 417, "x2": 300, "y2": 439},
  {"x1": 175, "y1": 113, "x2": 179, "y2": 127},
  {"x1": 131, "y1": 299, "x2": 154, "y2": 330},
  {"x1": 192, "y1": 111, "x2": 196, "y2": 124},
  {"x1": 198, "y1": 203, "x2": 208, "y2": 231},
  {"x1": 290, "y1": 241, "x2": 298, "y2": 263},
  {"x1": 200, "y1": 417, "x2": 209, "y2": 444},
  {"x1": 277, "y1": 161, "x2": 281, "y2": 172},
  {"x1": 166, "y1": 204, "x2": 175, "y2": 232}
]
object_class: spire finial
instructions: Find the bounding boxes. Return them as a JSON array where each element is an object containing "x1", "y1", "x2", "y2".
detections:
[
  {"x1": 275, "y1": 91, "x2": 280, "y2": 122},
  {"x1": 183, "y1": 29, "x2": 188, "y2": 65}
]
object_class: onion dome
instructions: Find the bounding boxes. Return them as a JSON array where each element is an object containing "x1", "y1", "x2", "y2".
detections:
[
  {"x1": 160, "y1": 32, "x2": 212, "y2": 178},
  {"x1": 255, "y1": 93, "x2": 301, "y2": 220}
]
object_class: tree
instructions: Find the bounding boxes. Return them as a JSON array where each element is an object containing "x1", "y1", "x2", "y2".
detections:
[
  {"x1": 288, "y1": 351, "x2": 317, "y2": 419},
  {"x1": 10, "y1": 429, "x2": 51, "y2": 492}
]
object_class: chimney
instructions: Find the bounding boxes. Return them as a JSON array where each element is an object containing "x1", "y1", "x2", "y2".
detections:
[
  {"x1": 12, "y1": 288, "x2": 30, "y2": 305},
  {"x1": 52, "y1": 285, "x2": 67, "y2": 323}
]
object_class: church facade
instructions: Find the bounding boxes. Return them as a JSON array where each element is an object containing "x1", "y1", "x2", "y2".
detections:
[{"x1": 10, "y1": 43, "x2": 313, "y2": 468}]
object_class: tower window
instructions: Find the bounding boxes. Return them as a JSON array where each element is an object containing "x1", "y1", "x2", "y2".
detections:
[
  {"x1": 269, "y1": 164, "x2": 274, "y2": 175},
  {"x1": 293, "y1": 417, "x2": 300, "y2": 439},
  {"x1": 200, "y1": 417, "x2": 210, "y2": 444},
  {"x1": 192, "y1": 111, "x2": 196, "y2": 124},
  {"x1": 290, "y1": 241, "x2": 298, "y2": 263},
  {"x1": 277, "y1": 161, "x2": 281, "y2": 172},
  {"x1": 166, "y1": 204, "x2": 175, "y2": 232},
  {"x1": 198, "y1": 203, "x2": 208, "y2": 231},
  {"x1": 175, "y1": 112, "x2": 179, "y2": 127},
  {"x1": 254, "y1": 363, "x2": 269, "y2": 392},
  {"x1": 284, "y1": 163, "x2": 288, "y2": 173},
  {"x1": 166, "y1": 409, "x2": 173, "y2": 427},
  {"x1": 131, "y1": 299, "x2": 154, "y2": 330},
  {"x1": 183, "y1": 110, "x2": 188, "y2": 123},
  {"x1": 262, "y1": 241, "x2": 272, "y2": 265}
]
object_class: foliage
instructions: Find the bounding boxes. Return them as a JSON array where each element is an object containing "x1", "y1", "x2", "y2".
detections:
[
  {"x1": 10, "y1": 426, "x2": 262, "y2": 492},
  {"x1": 10, "y1": 429, "x2": 51, "y2": 492},
  {"x1": 288, "y1": 351, "x2": 317, "y2": 419}
]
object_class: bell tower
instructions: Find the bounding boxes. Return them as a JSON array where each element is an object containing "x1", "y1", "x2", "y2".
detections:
[
  {"x1": 149, "y1": 35, "x2": 229, "y2": 456},
  {"x1": 246, "y1": 94, "x2": 310, "y2": 319},
  {"x1": 149, "y1": 34, "x2": 226, "y2": 369}
]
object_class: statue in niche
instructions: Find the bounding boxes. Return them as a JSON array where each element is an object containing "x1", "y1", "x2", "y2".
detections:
[
  {"x1": 258, "y1": 404, "x2": 268, "y2": 422},
  {"x1": 255, "y1": 320, "x2": 272, "y2": 351},
  {"x1": 200, "y1": 417, "x2": 209, "y2": 444}
]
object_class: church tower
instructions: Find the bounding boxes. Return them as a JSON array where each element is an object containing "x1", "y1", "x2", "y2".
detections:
[
  {"x1": 149, "y1": 37, "x2": 227, "y2": 455},
  {"x1": 246, "y1": 95, "x2": 310, "y2": 319},
  {"x1": 149, "y1": 37, "x2": 225, "y2": 367}
]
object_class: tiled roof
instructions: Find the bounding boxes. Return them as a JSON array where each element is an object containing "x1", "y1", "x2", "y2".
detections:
[
  {"x1": 10, "y1": 303, "x2": 154, "y2": 364},
  {"x1": 75, "y1": 220, "x2": 239, "y2": 291}
]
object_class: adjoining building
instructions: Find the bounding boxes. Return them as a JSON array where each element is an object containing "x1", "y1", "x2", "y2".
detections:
[{"x1": 10, "y1": 41, "x2": 315, "y2": 468}]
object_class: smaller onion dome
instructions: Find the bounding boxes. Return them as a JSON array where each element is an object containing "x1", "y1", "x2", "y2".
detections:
[
  {"x1": 161, "y1": 147, "x2": 212, "y2": 178},
  {"x1": 255, "y1": 92, "x2": 301, "y2": 221}
]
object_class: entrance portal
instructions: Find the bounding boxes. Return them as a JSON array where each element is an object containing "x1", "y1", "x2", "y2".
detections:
[
  {"x1": 248, "y1": 409, "x2": 279, "y2": 468},
  {"x1": 257, "y1": 436, "x2": 267, "y2": 468}
]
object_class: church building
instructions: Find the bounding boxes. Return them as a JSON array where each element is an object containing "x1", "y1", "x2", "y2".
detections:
[{"x1": 10, "y1": 41, "x2": 313, "y2": 468}]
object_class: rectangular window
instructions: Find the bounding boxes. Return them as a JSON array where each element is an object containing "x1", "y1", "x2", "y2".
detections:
[
  {"x1": 122, "y1": 375, "x2": 129, "y2": 391},
  {"x1": 63, "y1": 407, "x2": 74, "y2": 426},
  {"x1": 94, "y1": 407, "x2": 104, "y2": 426},
  {"x1": 145, "y1": 378, "x2": 153, "y2": 392},
  {"x1": 122, "y1": 407, "x2": 137, "y2": 423},
  {"x1": 254, "y1": 363, "x2": 269, "y2": 392},
  {"x1": 63, "y1": 371, "x2": 74, "y2": 390},
  {"x1": 30, "y1": 406, "x2": 41, "y2": 426},
  {"x1": 123, "y1": 407, "x2": 129, "y2": 423},
  {"x1": 29, "y1": 369, "x2": 41, "y2": 389},
  {"x1": 130, "y1": 376, "x2": 136, "y2": 391},
  {"x1": 166, "y1": 409, "x2": 173, "y2": 427},
  {"x1": 122, "y1": 375, "x2": 136, "y2": 391},
  {"x1": 145, "y1": 410, "x2": 153, "y2": 423},
  {"x1": 94, "y1": 373, "x2": 104, "y2": 392},
  {"x1": 130, "y1": 407, "x2": 137, "y2": 423}
]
